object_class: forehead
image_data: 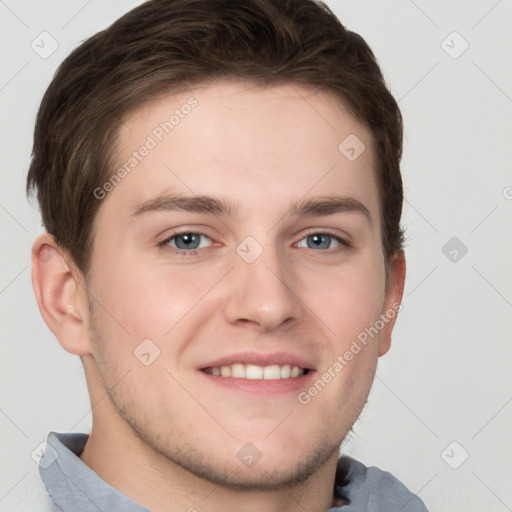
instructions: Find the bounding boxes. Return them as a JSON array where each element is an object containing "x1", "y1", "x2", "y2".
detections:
[{"x1": 104, "y1": 80, "x2": 379, "y2": 224}]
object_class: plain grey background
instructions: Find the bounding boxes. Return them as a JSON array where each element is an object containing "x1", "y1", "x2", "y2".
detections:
[{"x1": 1, "y1": 1, "x2": 511, "y2": 510}]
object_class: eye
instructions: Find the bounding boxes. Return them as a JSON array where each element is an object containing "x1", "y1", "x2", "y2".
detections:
[
  {"x1": 296, "y1": 233, "x2": 348, "y2": 251},
  {"x1": 159, "y1": 231, "x2": 213, "y2": 255}
]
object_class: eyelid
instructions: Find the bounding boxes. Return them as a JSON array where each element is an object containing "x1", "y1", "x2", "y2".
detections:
[
  {"x1": 295, "y1": 230, "x2": 350, "y2": 249},
  {"x1": 160, "y1": 228, "x2": 209, "y2": 242},
  {"x1": 157, "y1": 223, "x2": 217, "y2": 240},
  {"x1": 158, "y1": 229, "x2": 215, "y2": 249},
  {"x1": 298, "y1": 226, "x2": 351, "y2": 242}
]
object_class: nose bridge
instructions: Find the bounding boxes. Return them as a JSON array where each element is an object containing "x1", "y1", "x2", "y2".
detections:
[{"x1": 223, "y1": 234, "x2": 302, "y2": 331}]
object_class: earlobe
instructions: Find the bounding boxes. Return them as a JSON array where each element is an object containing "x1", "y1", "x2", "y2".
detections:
[
  {"x1": 377, "y1": 251, "x2": 406, "y2": 357},
  {"x1": 31, "y1": 233, "x2": 92, "y2": 356}
]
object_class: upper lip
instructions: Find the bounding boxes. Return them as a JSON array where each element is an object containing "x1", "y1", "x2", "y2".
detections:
[{"x1": 199, "y1": 351, "x2": 316, "y2": 370}]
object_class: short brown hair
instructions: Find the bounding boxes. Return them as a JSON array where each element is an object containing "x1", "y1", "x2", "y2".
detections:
[{"x1": 27, "y1": 0, "x2": 404, "y2": 275}]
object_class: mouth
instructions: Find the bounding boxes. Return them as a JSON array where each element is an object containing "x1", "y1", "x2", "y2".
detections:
[
  {"x1": 201, "y1": 363, "x2": 310, "y2": 380},
  {"x1": 197, "y1": 352, "x2": 315, "y2": 393}
]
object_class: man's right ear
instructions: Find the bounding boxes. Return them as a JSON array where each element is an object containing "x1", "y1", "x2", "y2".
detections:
[{"x1": 31, "y1": 233, "x2": 92, "y2": 356}]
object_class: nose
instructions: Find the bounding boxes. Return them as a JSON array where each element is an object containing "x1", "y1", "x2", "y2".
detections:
[{"x1": 223, "y1": 240, "x2": 303, "y2": 332}]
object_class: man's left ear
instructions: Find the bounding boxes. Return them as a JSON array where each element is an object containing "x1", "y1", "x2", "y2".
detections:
[{"x1": 378, "y1": 251, "x2": 406, "y2": 357}]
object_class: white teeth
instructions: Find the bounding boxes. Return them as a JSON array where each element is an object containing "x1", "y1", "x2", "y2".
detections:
[
  {"x1": 231, "y1": 363, "x2": 246, "y2": 378},
  {"x1": 245, "y1": 364, "x2": 263, "y2": 379},
  {"x1": 263, "y1": 365, "x2": 281, "y2": 380},
  {"x1": 205, "y1": 363, "x2": 306, "y2": 379},
  {"x1": 280, "y1": 364, "x2": 291, "y2": 378}
]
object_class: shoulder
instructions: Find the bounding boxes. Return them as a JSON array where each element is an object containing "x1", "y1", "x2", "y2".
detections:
[
  {"x1": 332, "y1": 456, "x2": 429, "y2": 512},
  {"x1": 0, "y1": 458, "x2": 60, "y2": 512},
  {"x1": 363, "y1": 463, "x2": 429, "y2": 512}
]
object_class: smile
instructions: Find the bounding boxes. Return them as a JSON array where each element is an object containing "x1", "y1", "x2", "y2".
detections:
[{"x1": 202, "y1": 363, "x2": 309, "y2": 379}]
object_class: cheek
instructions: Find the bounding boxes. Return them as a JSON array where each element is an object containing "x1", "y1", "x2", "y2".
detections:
[
  {"x1": 303, "y1": 255, "x2": 386, "y2": 348},
  {"x1": 88, "y1": 258, "x2": 221, "y2": 357}
]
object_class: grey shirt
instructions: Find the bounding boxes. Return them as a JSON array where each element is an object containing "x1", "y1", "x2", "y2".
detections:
[{"x1": 33, "y1": 431, "x2": 428, "y2": 511}]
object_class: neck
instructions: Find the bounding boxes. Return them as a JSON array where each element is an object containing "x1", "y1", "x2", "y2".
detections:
[{"x1": 79, "y1": 410, "x2": 340, "y2": 512}]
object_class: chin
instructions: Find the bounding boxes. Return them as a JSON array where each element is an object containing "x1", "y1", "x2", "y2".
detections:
[{"x1": 156, "y1": 434, "x2": 340, "y2": 491}]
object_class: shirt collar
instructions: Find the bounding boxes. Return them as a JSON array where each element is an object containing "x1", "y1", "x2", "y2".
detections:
[
  {"x1": 40, "y1": 431, "x2": 356, "y2": 511},
  {"x1": 40, "y1": 431, "x2": 150, "y2": 512}
]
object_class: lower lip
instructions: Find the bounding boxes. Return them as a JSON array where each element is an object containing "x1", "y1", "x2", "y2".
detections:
[{"x1": 197, "y1": 369, "x2": 316, "y2": 394}]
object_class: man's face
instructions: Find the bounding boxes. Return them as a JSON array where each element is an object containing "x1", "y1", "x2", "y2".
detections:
[{"x1": 84, "y1": 81, "x2": 400, "y2": 488}]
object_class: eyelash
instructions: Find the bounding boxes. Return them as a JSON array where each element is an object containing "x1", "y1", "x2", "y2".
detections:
[
  {"x1": 157, "y1": 229, "x2": 350, "y2": 257},
  {"x1": 157, "y1": 230, "x2": 213, "y2": 257}
]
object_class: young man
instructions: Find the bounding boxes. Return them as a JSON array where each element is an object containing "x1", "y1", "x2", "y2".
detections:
[{"x1": 24, "y1": 0, "x2": 428, "y2": 510}]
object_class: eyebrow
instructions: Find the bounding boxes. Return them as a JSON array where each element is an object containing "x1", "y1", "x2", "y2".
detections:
[
  {"x1": 289, "y1": 196, "x2": 372, "y2": 224},
  {"x1": 131, "y1": 194, "x2": 372, "y2": 225},
  {"x1": 132, "y1": 195, "x2": 238, "y2": 217}
]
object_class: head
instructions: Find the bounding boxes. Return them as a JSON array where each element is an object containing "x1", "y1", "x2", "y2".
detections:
[{"x1": 29, "y1": 0, "x2": 406, "y2": 490}]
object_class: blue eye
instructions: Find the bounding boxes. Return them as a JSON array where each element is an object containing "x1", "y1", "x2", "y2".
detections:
[
  {"x1": 158, "y1": 231, "x2": 348, "y2": 257},
  {"x1": 160, "y1": 232, "x2": 212, "y2": 255},
  {"x1": 297, "y1": 233, "x2": 347, "y2": 250}
]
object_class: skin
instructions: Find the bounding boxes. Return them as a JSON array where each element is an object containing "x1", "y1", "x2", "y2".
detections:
[{"x1": 32, "y1": 80, "x2": 405, "y2": 512}]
